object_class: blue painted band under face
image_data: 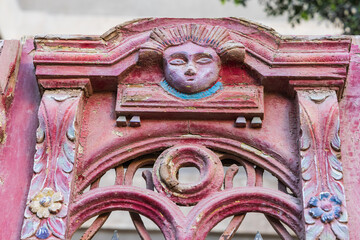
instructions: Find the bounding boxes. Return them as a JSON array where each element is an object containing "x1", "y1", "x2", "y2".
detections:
[{"x1": 160, "y1": 80, "x2": 223, "y2": 100}]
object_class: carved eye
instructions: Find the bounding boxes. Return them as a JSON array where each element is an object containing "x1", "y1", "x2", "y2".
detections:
[
  {"x1": 169, "y1": 59, "x2": 186, "y2": 65},
  {"x1": 196, "y1": 57, "x2": 212, "y2": 64}
]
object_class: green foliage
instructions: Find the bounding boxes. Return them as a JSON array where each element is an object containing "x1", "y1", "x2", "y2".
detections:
[{"x1": 222, "y1": 0, "x2": 360, "y2": 34}]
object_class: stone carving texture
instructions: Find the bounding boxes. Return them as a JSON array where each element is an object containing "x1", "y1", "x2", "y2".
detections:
[
  {"x1": 21, "y1": 90, "x2": 83, "y2": 239},
  {"x1": 297, "y1": 90, "x2": 348, "y2": 240}
]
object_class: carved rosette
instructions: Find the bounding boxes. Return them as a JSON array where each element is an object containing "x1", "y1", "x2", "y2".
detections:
[
  {"x1": 297, "y1": 90, "x2": 348, "y2": 240},
  {"x1": 21, "y1": 90, "x2": 83, "y2": 239}
]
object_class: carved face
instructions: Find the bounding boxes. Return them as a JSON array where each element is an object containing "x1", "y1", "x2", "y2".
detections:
[{"x1": 163, "y1": 42, "x2": 221, "y2": 94}]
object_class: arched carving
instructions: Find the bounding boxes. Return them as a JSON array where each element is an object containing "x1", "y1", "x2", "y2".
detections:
[
  {"x1": 68, "y1": 139, "x2": 303, "y2": 239},
  {"x1": 69, "y1": 187, "x2": 302, "y2": 240},
  {"x1": 69, "y1": 186, "x2": 184, "y2": 239},
  {"x1": 75, "y1": 137, "x2": 300, "y2": 198}
]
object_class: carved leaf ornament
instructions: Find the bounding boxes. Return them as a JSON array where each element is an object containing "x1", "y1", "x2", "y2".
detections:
[
  {"x1": 21, "y1": 91, "x2": 82, "y2": 239},
  {"x1": 298, "y1": 90, "x2": 348, "y2": 240}
]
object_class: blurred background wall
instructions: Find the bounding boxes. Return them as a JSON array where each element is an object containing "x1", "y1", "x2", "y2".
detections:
[{"x1": 0, "y1": 0, "x2": 342, "y2": 40}]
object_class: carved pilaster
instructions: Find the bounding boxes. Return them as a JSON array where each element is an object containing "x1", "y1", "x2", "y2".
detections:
[
  {"x1": 21, "y1": 90, "x2": 84, "y2": 239},
  {"x1": 297, "y1": 90, "x2": 348, "y2": 240}
]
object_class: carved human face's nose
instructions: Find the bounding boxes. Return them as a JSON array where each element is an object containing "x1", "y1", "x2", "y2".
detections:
[
  {"x1": 163, "y1": 42, "x2": 220, "y2": 94},
  {"x1": 184, "y1": 65, "x2": 196, "y2": 76}
]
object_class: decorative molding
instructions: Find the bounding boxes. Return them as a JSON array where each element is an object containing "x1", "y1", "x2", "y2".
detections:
[
  {"x1": 0, "y1": 40, "x2": 20, "y2": 94},
  {"x1": 21, "y1": 90, "x2": 84, "y2": 239},
  {"x1": 0, "y1": 40, "x2": 20, "y2": 144},
  {"x1": 69, "y1": 186, "x2": 302, "y2": 239},
  {"x1": 75, "y1": 137, "x2": 300, "y2": 198},
  {"x1": 32, "y1": 18, "x2": 351, "y2": 96},
  {"x1": 115, "y1": 84, "x2": 264, "y2": 120},
  {"x1": 297, "y1": 89, "x2": 348, "y2": 240},
  {"x1": 38, "y1": 78, "x2": 93, "y2": 97}
]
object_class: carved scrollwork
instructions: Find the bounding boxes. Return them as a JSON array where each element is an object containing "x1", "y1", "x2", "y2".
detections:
[
  {"x1": 69, "y1": 138, "x2": 303, "y2": 239},
  {"x1": 297, "y1": 90, "x2": 349, "y2": 240},
  {"x1": 152, "y1": 145, "x2": 224, "y2": 205},
  {"x1": 21, "y1": 90, "x2": 83, "y2": 240}
]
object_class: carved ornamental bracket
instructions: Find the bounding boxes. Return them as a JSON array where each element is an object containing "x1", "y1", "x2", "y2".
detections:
[
  {"x1": 21, "y1": 90, "x2": 84, "y2": 239},
  {"x1": 297, "y1": 90, "x2": 349, "y2": 239}
]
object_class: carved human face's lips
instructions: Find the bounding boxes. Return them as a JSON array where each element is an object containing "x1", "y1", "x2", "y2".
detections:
[{"x1": 186, "y1": 78, "x2": 195, "y2": 82}]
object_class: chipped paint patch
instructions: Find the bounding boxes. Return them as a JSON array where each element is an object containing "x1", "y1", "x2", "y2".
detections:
[
  {"x1": 112, "y1": 130, "x2": 123, "y2": 137},
  {"x1": 77, "y1": 143, "x2": 84, "y2": 155},
  {"x1": 180, "y1": 134, "x2": 202, "y2": 138},
  {"x1": 240, "y1": 142, "x2": 272, "y2": 159},
  {"x1": 0, "y1": 109, "x2": 6, "y2": 144}
]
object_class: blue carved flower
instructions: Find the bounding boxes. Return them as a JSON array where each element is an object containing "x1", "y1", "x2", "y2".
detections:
[{"x1": 308, "y1": 192, "x2": 342, "y2": 223}]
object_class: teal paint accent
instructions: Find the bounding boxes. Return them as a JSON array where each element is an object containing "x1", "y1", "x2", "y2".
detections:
[{"x1": 160, "y1": 80, "x2": 223, "y2": 100}]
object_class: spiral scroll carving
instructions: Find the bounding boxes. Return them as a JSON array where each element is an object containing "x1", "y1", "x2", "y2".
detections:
[{"x1": 153, "y1": 145, "x2": 224, "y2": 206}]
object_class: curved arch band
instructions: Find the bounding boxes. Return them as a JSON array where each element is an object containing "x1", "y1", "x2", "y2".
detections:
[
  {"x1": 69, "y1": 186, "x2": 185, "y2": 239},
  {"x1": 69, "y1": 186, "x2": 303, "y2": 239},
  {"x1": 77, "y1": 137, "x2": 300, "y2": 198},
  {"x1": 186, "y1": 187, "x2": 303, "y2": 239}
]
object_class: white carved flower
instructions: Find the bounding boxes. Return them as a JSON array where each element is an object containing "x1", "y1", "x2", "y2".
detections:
[{"x1": 29, "y1": 187, "x2": 63, "y2": 218}]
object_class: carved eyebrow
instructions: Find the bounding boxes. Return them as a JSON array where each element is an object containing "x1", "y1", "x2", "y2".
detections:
[
  {"x1": 169, "y1": 53, "x2": 187, "y2": 59},
  {"x1": 194, "y1": 53, "x2": 213, "y2": 59}
]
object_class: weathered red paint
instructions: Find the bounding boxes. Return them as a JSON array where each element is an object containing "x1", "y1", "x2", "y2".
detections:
[
  {"x1": 340, "y1": 37, "x2": 360, "y2": 240},
  {"x1": 0, "y1": 39, "x2": 40, "y2": 240},
  {"x1": 1, "y1": 18, "x2": 360, "y2": 240}
]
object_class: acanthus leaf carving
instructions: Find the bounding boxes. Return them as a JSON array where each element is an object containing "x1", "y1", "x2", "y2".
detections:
[
  {"x1": 297, "y1": 90, "x2": 348, "y2": 240},
  {"x1": 21, "y1": 90, "x2": 84, "y2": 240}
]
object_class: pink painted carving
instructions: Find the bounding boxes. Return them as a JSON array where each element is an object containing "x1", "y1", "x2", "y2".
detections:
[
  {"x1": 21, "y1": 90, "x2": 83, "y2": 239},
  {"x1": 0, "y1": 18, "x2": 355, "y2": 240},
  {"x1": 297, "y1": 90, "x2": 348, "y2": 239},
  {"x1": 116, "y1": 84, "x2": 264, "y2": 120},
  {"x1": 68, "y1": 132, "x2": 304, "y2": 238},
  {"x1": 115, "y1": 24, "x2": 260, "y2": 122},
  {"x1": 163, "y1": 42, "x2": 221, "y2": 94},
  {"x1": 152, "y1": 145, "x2": 224, "y2": 205}
]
